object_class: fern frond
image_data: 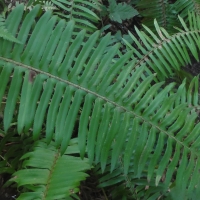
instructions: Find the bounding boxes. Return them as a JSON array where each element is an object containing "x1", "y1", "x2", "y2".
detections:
[
  {"x1": 51, "y1": 0, "x2": 100, "y2": 34},
  {"x1": 1, "y1": 5, "x2": 200, "y2": 199},
  {"x1": 95, "y1": 79, "x2": 200, "y2": 200},
  {"x1": 174, "y1": 0, "x2": 200, "y2": 19},
  {"x1": 136, "y1": 0, "x2": 200, "y2": 34},
  {"x1": 11, "y1": 139, "x2": 90, "y2": 199},
  {"x1": 122, "y1": 12, "x2": 200, "y2": 84},
  {"x1": 136, "y1": 0, "x2": 179, "y2": 34},
  {"x1": 0, "y1": 14, "x2": 21, "y2": 43},
  {"x1": 95, "y1": 159, "x2": 170, "y2": 199},
  {"x1": 107, "y1": 0, "x2": 139, "y2": 23}
]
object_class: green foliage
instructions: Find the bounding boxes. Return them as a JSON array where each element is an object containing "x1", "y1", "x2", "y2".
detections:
[
  {"x1": 107, "y1": 0, "x2": 139, "y2": 23},
  {"x1": 27, "y1": 0, "x2": 57, "y2": 10},
  {"x1": 51, "y1": 0, "x2": 100, "y2": 34},
  {"x1": 1, "y1": 1, "x2": 200, "y2": 200},
  {"x1": 122, "y1": 16, "x2": 200, "y2": 82},
  {"x1": 174, "y1": 0, "x2": 200, "y2": 19},
  {"x1": 11, "y1": 139, "x2": 90, "y2": 199},
  {"x1": 0, "y1": 131, "x2": 32, "y2": 177},
  {"x1": 27, "y1": 0, "x2": 100, "y2": 34},
  {"x1": 34, "y1": 1, "x2": 57, "y2": 11},
  {"x1": 0, "y1": 14, "x2": 21, "y2": 43},
  {"x1": 136, "y1": 0, "x2": 200, "y2": 34}
]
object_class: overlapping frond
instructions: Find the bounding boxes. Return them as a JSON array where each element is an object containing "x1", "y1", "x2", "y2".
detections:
[
  {"x1": 96, "y1": 76, "x2": 200, "y2": 200},
  {"x1": 122, "y1": 12, "x2": 200, "y2": 84},
  {"x1": 174, "y1": 0, "x2": 200, "y2": 19},
  {"x1": 51, "y1": 0, "x2": 100, "y2": 34},
  {"x1": 136, "y1": 0, "x2": 200, "y2": 34},
  {"x1": 95, "y1": 159, "x2": 169, "y2": 200},
  {"x1": 11, "y1": 139, "x2": 90, "y2": 199},
  {"x1": 0, "y1": 14, "x2": 21, "y2": 43},
  {"x1": 1, "y1": 4, "x2": 200, "y2": 199},
  {"x1": 136, "y1": 0, "x2": 178, "y2": 34},
  {"x1": 94, "y1": 77, "x2": 200, "y2": 199}
]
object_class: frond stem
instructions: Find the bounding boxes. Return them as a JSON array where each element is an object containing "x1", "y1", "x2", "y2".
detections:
[{"x1": 0, "y1": 52, "x2": 199, "y2": 158}]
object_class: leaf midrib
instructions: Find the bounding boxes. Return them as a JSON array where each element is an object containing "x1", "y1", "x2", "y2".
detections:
[{"x1": 0, "y1": 56, "x2": 198, "y2": 157}]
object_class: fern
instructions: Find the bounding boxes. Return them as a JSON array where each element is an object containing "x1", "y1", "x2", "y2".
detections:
[
  {"x1": 136, "y1": 0, "x2": 179, "y2": 34},
  {"x1": 26, "y1": 0, "x2": 100, "y2": 35},
  {"x1": 122, "y1": 12, "x2": 200, "y2": 85},
  {"x1": 1, "y1": 3, "x2": 200, "y2": 200},
  {"x1": 136, "y1": 0, "x2": 200, "y2": 34},
  {"x1": 94, "y1": 77, "x2": 200, "y2": 200},
  {"x1": 174, "y1": 0, "x2": 200, "y2": 19},
  {"x1": 51, "y1": 0, "x2": 100, "y2": 34},
  {"x1": 0, "y1": 14, "x2": 21, "y2": 43},
  {"x1": 10, "y1": 139, "x2": 90, "y2": 199}
]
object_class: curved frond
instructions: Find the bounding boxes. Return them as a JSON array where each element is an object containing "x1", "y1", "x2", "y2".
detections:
[
  {"x1": 94, "y1": 78, "x2": 200, "y2": 200},
  {"x1": 1, "y1": 5, "x2": 200, "y2": 199},
  {"x1": 122, "y1": 12, "x2": 200, "y2": 84}
]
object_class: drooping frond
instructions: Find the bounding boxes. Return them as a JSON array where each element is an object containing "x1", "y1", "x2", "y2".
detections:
[
  {"x1": 11, "y1": 139, "x2": 90, "y2": 199},
  {"x1": 1, "y1": 4, "x2": 200, "y2": 199},
  {"x1": 95, "y1": 77, "x2": 200, "y2": 200}
]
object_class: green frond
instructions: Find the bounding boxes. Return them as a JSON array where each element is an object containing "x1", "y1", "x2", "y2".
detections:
[
  {"x1": 1, "y1": 4, "x2": 200, "y2": 199},
  {"x1": 122, "y1": 12, "x2": 200, "y2": 83},
  {"x1": 174, "y1": 0, "x2": 200, "y2": 19},
  {"x1": 95, "y1": 159, "x2": 170, "y2": 199},
  {"x1": 11, "y1": 139, "x2": 90, "y2": 199},
  {"x1": 136, "y1": 0, "x2": 200, "y2": 34},
  {"x1": 95, "y1": 79, "x2": 200, "y2": 200},
  {"x1": 136, "y1": 0, "x2": 179, "y2": 34},
  {"x1": 0, "y1": 14, "x2": 21, "y2": 43},
  {"x1": 51, "y1": 0, "x2": 100, "y2": 34}
]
